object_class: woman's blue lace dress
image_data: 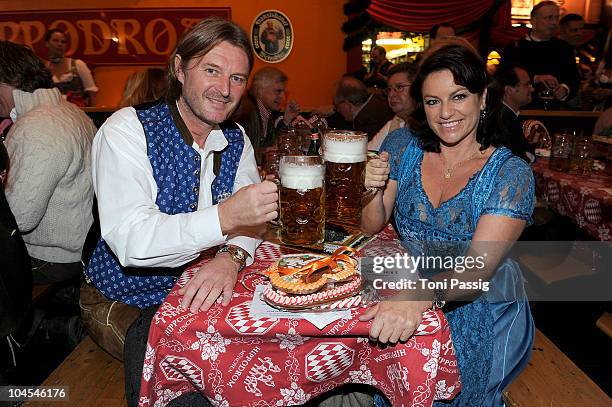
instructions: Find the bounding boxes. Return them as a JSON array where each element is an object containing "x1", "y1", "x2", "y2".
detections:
[{"x1": 375, "y1": 128, "x2": 535, "y2": 406}]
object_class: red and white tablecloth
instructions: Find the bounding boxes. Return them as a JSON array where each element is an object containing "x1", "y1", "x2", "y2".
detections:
[
  {"x1": 532, "y1": 159, "x2": 612, "y2": 240},
  {"x1": 139, "y1": 228, "x2": 461, "y2": 407}
]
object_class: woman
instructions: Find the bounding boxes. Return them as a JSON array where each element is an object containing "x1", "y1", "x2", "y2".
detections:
[
  {"x1": 119, "y1": 68, "x2": 167, "y2": 107},
  {"x1": 44, "y1": 28, "x2": 98, "y2": 106},
  {"x1": 361, "y1": 41, "x2": 535, "y2": 406}
]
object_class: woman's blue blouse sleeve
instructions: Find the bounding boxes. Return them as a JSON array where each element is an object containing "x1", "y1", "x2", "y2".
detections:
[{"x1": 481, "y1": 156, "x2": 535, "y2": 225}]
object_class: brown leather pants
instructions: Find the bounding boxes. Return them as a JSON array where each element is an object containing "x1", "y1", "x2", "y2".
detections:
[{"x1": 79, "y1": 282, "x2": 140, "y2": 361}]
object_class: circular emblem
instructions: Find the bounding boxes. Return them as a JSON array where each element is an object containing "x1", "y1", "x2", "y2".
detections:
[{"x1": 251, "y1": 10, "x2": 293, "y2": 63}]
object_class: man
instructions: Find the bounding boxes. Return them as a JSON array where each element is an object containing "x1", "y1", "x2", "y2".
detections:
[
  {"x1": 1, "y1": 41, "x2": 96, "y2": 284},
  {"x1": 493, "y1": 63, "x2": 536, "y2": 162},
  {"x1": 368, "y1": 62, "x2": 417, "y2": 151},
  {"x1": 503, "y1": 1, "x2": 580, "y2": 102},
  {"x1": 559, "y1": 13, "x2": 585, "y2": 48},
  {"x1": 0, "y1": 140, "x2": 31, "y2": 382},
  {"x1": 559, "y1": 13, "x2": 589, "y2": 108},
  {"x1": 364, "y1": 45, "x2": 393, "y2": 89},
  {"x1": 232, "y1": 66, "x2": 299, "y2": 155},
  {"x1": 334, "y1": 76, "x2": 394, "y2": 140},
  {"x1": 430, "y1": 22, "x2": 456, "y2": 45},
  {"x1": 83, "y1": 17, "x2": 277, "y2": 405}
]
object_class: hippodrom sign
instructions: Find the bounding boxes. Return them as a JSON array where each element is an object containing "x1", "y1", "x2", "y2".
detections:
[{"x1": 0, "y1": 8, "x2": 231, "y2": 65}]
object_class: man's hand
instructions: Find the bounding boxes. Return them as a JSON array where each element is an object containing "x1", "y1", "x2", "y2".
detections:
[
  {"x1": 359, "y1": 300, "x2": 431, "y2": 344},
  {"x1": 290, "y1": 114, "x2": 311, "y2": 128},
  {"x1": 178, "y1": 253, "x2": 239, "y2": 313},
  {"x1": 218, "y1": 181, "x2": 278, "y2": 234},
  {"x1": 365, "y1": 151, "x2": 390, "y2": 190},
  {"x1": 284, "y1": 100, "x2": 300, "y2": 124},
  {"x1": 312, "y1": 105, "x2": 335, "y2": 117},
  {"x1": 533, "y1": 74, "x2": 559, "y2": 90}
]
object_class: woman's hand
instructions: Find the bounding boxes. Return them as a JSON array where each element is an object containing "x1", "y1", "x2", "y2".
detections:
[
  {"x1": 359, "y1": 300, "x2": 432, "y2": 344},
  {"x1": 365, "y1": 151, "x2": 390, "y2": 190}
]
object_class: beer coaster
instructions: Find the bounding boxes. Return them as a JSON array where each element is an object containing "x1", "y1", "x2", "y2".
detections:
[{"x1": 276, "y1": 226, "x2": 373, "y2": 254}]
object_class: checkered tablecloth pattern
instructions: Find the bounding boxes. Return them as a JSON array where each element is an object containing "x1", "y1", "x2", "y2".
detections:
[
  {"x1": 532, "y1": 159, "x2": 612, "y2": 241},
  {"x1": 140, "y1": 225, "x2": 460, "y2": 407}
]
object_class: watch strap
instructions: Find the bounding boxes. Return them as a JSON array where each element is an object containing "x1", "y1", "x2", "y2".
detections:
[{"x1": 218, "y1": 244, "x2": 248, "y2": 271}]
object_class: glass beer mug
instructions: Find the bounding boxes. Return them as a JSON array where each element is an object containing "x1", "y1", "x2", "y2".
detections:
[
  {"x1": 278, "y1": 155, "x2": 325, "y2": 246},
  {"x1": 323, "y1": 130, "x2": 368, "y2": 227},
  {"x1": 550, "y1": 129, "x2": 574, "y2": 172}
]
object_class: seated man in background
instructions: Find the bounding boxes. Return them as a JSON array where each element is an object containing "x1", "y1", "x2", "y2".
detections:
[
  {"x1": 502, "y1": 1, "x2": 580, "y2": 104},
  {"x1": 559, "y1": 13, "x2": 590, "y2": 109},
  {"x1": 368, "y1": 62, "x2": 418, "y2": 151},
  {"x1": 559, "y1": 13, "x2": 585, "y2": 49},
  {"x1": 1, "y1": 40, "x2": 97, "y2": 285},
  {"x1": 82, "y1": 17, "x2": 277, "y2": 406},
  {"x1": 429, "y1": 22, "x2": 456, "y2": 46},
  {"x1": 0, "y1": 141, "x2": 32, "y2": 384},
  {"x1": 232, "y1": 66, "x2": 299, "y2": 153},
  {"x1": 492, "y1": 63, "x2": 536, "y2": 163},
  {"x1": 333, "y1": 76, "x2": 394, "y2": 140}
]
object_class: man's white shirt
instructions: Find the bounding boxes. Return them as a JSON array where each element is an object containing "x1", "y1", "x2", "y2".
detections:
[{"x1": 92, "y1": 106, "x2": 261, "y2": 269}]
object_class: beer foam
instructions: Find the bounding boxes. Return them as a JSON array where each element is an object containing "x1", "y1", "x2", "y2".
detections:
[
  {"x1": 280, "y1": 163, "x2": 324, "y2": 190},
  {"x1": 324, "y1": 132, "x2": 367, "y2": 163}
]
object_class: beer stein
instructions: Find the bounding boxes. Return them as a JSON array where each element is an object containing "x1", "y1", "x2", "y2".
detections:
[
  {"x1": 569, "y1": 134, "x2": 592, "y2": 176},
  {"x1": 276, "y1": 128, "x2": 301, "y2": 156},
  {"x1": 538, "y1": 88, "x2": 555, "y2": 111},
  {"x1": 323, "y1": 130, "x2": 368, "y2": 227},
  {"x1": 278, "y1": 156, "x2": 325, "y2": 246},
  {"x1": 550, "y1": 129, "x2": 574, "y2": 172},
  {"x1": 260, "y1": 149, "x2": 281, "y2": 179}
]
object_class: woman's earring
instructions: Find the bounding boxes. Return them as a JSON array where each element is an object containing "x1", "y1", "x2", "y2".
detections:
[{"x1": 480, "y1": 109, "x2": 487, "y2": 121}]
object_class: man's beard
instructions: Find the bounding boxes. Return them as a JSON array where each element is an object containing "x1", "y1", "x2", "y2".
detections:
[{"x1": 189, "y1": 90, "x2": 237, "y2": 126}]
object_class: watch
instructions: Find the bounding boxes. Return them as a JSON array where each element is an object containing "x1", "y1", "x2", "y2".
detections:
[{"x1": 217, "y1": 244, "x2": 248, "y2": 271}]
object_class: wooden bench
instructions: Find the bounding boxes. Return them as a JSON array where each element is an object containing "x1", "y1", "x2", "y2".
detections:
[
  {"x1": 503, "y1": 328, "x2": 612, "y2": 407},
  {"x1": 596, "y1": 312, "x2": 612, "y2": 339},
  {"x1": 23, "y1": 336, "x2": 126, "y2": 407}
]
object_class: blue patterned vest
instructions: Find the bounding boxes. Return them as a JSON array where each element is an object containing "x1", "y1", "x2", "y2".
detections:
[{"x1": 85, "y1": 101, "x2": 244, "y2": 308}]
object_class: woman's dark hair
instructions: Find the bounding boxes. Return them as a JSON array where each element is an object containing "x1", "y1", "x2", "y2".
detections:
[
  {"x1": 0, "y1": 41, "x2": 53, "y2": 92},
  {"x1": 44, "y1": 28, "x2": 65, "y2": 42},
  {"x1": 409, "y1": 40, "x2": 507, "y2": 152}
]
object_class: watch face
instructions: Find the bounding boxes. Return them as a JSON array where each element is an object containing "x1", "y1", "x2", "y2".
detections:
[{"x1": 228, "y1": 246, "x2": 247, "y2": 264}]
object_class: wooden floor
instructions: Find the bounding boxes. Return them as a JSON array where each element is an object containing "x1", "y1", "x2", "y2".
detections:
[
  {"x1": 19, "y1": 329, "x2": 610, "y2": 406},
  {"x1": 504, "y1": 329, "x2": 612, "y2": 407},
  {"x1": 23, "y1": 336, "x2": 126, "y2": 407}
]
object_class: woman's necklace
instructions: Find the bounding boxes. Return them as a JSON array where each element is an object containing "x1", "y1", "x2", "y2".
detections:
[
  {"x1": 440, "y1": 149, "x2": 485, "y2": 180},
  {"x1": 50, "y1": 56, "x2": 64, "y2": 64}
]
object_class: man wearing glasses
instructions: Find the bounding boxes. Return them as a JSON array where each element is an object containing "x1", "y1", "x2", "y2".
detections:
[{"x1": 368, "y1": 62, "x2": 418, "y2": 151}]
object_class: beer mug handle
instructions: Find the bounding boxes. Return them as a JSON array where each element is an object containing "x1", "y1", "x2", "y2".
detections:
[
  {"x1": 363, "y1": 151, "x2": 381, "y2": 198},
  {"x1": 270, "y1": 177, "x2": 281, "y2": 226}
]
